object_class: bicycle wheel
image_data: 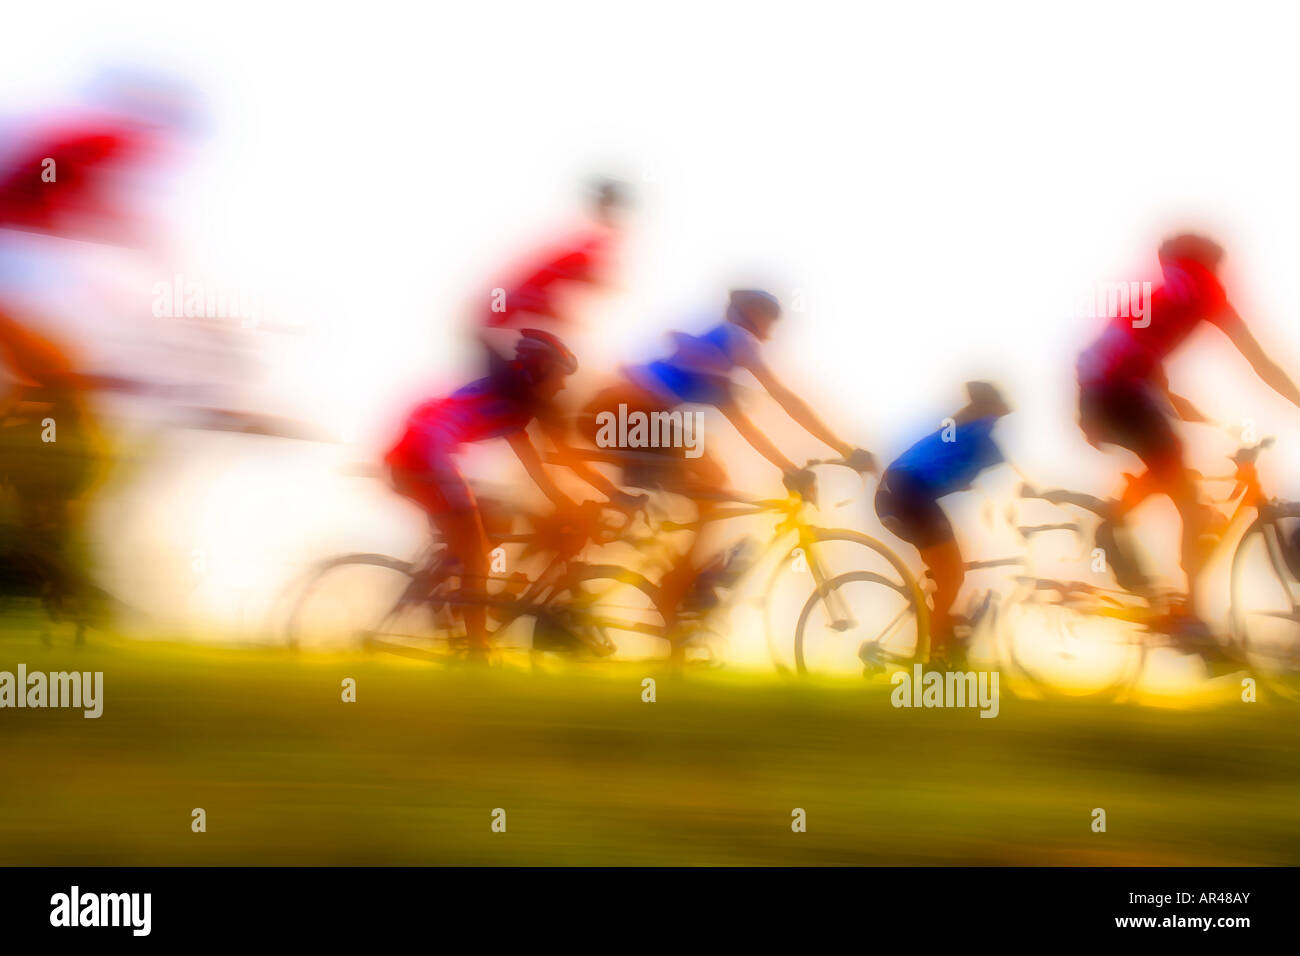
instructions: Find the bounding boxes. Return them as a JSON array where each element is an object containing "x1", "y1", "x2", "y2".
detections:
[
  {"x1": 1230, "y1": 515, "x2": 1300, "y2": 702},
  {"x1": 285, "y1": 552, "x2": 461, "y2": 656},
  {"x1": 766, "y1": 528, "x2": 929, "y2": 674},
  {"x1": 996, "y1": 581, "x2": 1147, "y2": 701},
  {"x1": 794, "y1": 569, "x2": 925, "y2": 678}
]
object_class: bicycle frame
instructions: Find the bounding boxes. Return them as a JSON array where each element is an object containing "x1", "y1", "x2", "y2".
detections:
[{"x1": 1021, "y1": 438, "x2": 1276, "y2": 612}]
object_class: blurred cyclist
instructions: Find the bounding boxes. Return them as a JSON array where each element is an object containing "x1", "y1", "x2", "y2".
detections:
[
  {"x1": 0, "y1": 70, "x2": 201, "y2": 618},
  {"x1": 385, "y1": 329, "x2": 638, "y2": 660},
  {"x1": 872, "y1": 381, "x2": 1012, "y2": 669},
  {"x1": 0, "y1": 67, "x2": 196, "y2": 246},
  {"x1": 1076, "y1": 233, "x2": 1300, "y2": 642},
  {"x1": 475, "y1": 177, "x2": 627, "y2": 364},
  {"x1": 580, "y1": 289, "x2": 874, "y2": 637}
]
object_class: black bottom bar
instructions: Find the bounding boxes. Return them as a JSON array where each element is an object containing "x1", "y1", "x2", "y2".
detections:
[{"x1": 3, "y1": 866, "x2": 1285, "y2": 942}]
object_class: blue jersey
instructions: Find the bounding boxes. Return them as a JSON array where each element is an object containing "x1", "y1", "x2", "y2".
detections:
[
  {"x1": 888, "y1": 416, "x2": 1003, "y2": 498},
  {"x1": 625, "y1": 319, "x2": 762, "y2": 407}
]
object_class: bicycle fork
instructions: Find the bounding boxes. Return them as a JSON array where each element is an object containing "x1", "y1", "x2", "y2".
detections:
[{"x1": 806, "y1": 548, "x2": 856, "y2": 632}]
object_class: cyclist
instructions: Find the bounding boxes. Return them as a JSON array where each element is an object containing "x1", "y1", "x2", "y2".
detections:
[
  {"x1": 475, "y1": 178, "x2": 627, "y2": 364},
  {"x1": 384, "y1": 329, "x2": 639, "y2": 660},
  {"x1": 872, "y1": 381, "x2": 1012, "y2": 669},
  {"x1": 0, "y1": 67, "x2": 197, "y2": 247},
  {"x1": 579, "y1": 289, "x2": 874, "y2": 635},
  {"x1": 1075, "y1": 233, "x2": 1300, "y2": 646}
]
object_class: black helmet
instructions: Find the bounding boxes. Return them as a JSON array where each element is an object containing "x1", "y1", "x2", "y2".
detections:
[{"x1": 515, "y1": 329, "x2": 578, "y2": 375}]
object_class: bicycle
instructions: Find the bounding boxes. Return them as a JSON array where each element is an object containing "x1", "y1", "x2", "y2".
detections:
[
  {"x1": 283, "y1": 495, "x2": 649, "y2": 661},
  {"x1": 994, "y1": 436, "x2": 1300, "y2": 700},
  {"x1": 820, "y1": 512, "x2": 1195, "y2": 700},
  {"x1": 604, "y1": 456, "x2": 927, "y2": 669}
]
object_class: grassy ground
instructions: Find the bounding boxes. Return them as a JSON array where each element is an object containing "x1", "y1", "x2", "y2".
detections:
[{"x1": 1, "y1": 626, "x2": 1298, "y2": 865}]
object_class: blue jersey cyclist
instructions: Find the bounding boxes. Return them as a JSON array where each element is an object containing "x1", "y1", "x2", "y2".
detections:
[
  {"x1": 873, "y1": 381, "x2": 1012, "y2": 668},
  {"x1": 579, "y1": 289, "x2": 875, "y2": 636}
]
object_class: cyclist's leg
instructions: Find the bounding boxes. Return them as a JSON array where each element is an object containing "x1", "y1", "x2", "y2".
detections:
[
  {"x1": 876, "y1": 469, "x2": 962, "y2": 658},
  {"x1": 1083, "y1": 378, "x2": 1208, "y2": 603},
  {"x1": 919, "y1": 538, "x2": 964, "y2": 658},
  {"x1": 391, "y1": 461, "x2": 491, "y2": 654},
  {"x1": 1139, "y1": 438, "x2": 1209, "y2": 606},
  {"x1": 658, "y1": 451, "x2": 728, "y2": 620},
  {"x1": 431, "y1": 506, "x2": 491, "y2": 654},
  {"x1": 581, "y1": 381, "x2": 714, "y2": 616}
]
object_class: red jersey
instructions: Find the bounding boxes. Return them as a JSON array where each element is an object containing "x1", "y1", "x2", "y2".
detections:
[
  {"x1": 0, "y1": 115, "x2": 153, "y2": 237},
  {"x1": 483, "y1": 226, "x2": 616, "y2": 329},
  {"x1": 384, "y1": 374, "x2": 537, "y2": 471},
  {"x1": 1077, "y1": 256, "x2": 1232, "y2": 385}
]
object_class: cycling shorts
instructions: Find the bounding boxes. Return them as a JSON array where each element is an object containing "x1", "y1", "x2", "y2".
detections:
[{"x1": 874, "y1": 467, "x2": 955, "y2": 550}]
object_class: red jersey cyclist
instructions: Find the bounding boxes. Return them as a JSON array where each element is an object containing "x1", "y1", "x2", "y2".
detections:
[
  {"x1": 1076, "y1": 233, "x2": 1300, "y2": 645},
  {"x1": 474, "y1": 178, "x2": 627, "y2": 361},
  {"x1": 385, "y1": 330, "x2": 640, "y2": 660}
]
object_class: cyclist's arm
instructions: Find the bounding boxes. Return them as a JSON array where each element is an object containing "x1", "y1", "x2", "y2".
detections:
[
  {"x1": 506, "y1": 430, "x2": 577, "y2": 510},
  {"x1": 535, "y1": 417, "x2": 629, "y2": 502},
  {"x1": 1218, "y1": 308, "x2": 1300, "y2": 409},
  {"x1": 739, "y1": 356, "x2": 856, "y2": 460},
  {"x1": 716, "y1": 398, "x2": 799, "y2": 474}
]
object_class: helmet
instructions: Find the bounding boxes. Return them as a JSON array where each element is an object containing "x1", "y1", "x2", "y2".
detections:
[
  {"x1": 1158, "y1": 233, "x2": 1224, "y2": 271},
  {"x1": 589, "y1": 176, "x2": 630, "y2": 211},
  {"x1": 515, "y1": 328, "x2": 578, "y2": 375},
  {"x1": 728, "y1": 289, "x2": 782, "y2": 320},
  {"x1": 965, "y1": 380, "x2": 1011, "y2": 417}
]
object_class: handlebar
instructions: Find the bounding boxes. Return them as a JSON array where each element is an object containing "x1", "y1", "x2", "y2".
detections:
[
  {"x1": 794, "y1": 455, "x2": 877, "y2": 508},
  {"x1": 1019, "y1": 436, "x2": 1276, "y2": 524},
  {"x1": 1231, "y1": 436, "x2": 1274, "y2": 466}
]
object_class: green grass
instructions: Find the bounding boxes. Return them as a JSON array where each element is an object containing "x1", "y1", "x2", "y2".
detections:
[{"x1": 1, "y1": 627, "x2": 1297, "y2": 865}]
